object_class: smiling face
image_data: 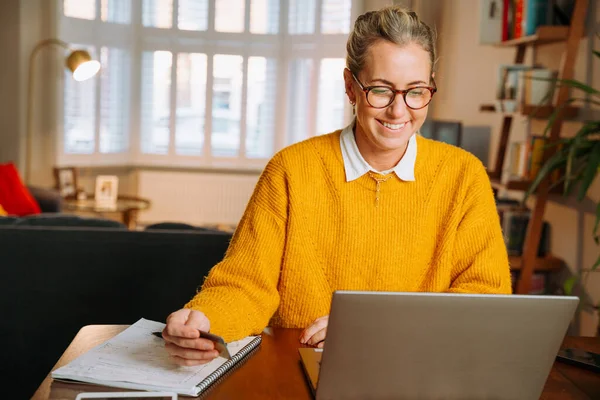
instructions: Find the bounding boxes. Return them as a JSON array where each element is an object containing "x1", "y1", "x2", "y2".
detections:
[{"x1": 344, "y1": 40, "x2": 433, "y2": 171}]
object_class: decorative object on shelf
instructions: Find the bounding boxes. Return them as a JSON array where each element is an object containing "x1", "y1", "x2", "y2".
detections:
[
  {"x1": 522, "y1": 68, "x2": 558, "y2": 106},
  {"x1": 26, "y1": 39, "x2": 100, "y2": 183},
  {"x1": 95, "y1": 175, "x2": 119, "y2": 208},
  {"x1": 496, "y1": 64, "x2": 532, "y2": 105},
  {"x1": 53, "y1": 166, "x2": 79, "y2": 198},
  {"x1": 479, "y1": 0, "x2": 503, "y2": 44}
]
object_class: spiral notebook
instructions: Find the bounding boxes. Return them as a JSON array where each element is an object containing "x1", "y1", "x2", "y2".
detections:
[{"x1": 51, "y1": 318, "x2": 261, "y2": 396}]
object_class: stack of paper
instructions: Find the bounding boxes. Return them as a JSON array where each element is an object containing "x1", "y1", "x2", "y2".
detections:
[{"x1": 52, "y1": 318, "x2": 261, "y2": 396}]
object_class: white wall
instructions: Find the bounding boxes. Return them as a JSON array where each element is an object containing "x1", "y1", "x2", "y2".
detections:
[{"x1": 0, "y1": 0, "x2": 21, "y2": 166}]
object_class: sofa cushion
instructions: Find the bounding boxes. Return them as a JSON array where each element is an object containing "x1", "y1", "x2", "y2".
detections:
[
  {"x1": 0, "y1": 216, "x2": 18, "y2": 225},
  {"x1": 0, "y1": 163, "x2": 41, "y2": 216},
  {"x1": 0, "y1": 204, "x2": 6, "y2": 216},
  {"x1": 14, "y1": 214, "x2": 127, "y2": 229},
  {"x1": 27, "y1": 186, "x2": 62, "y2": 213}
]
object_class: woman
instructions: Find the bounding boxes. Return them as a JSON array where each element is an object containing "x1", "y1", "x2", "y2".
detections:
[{"x1": 162, "y1": 6, "x2": 511, "y2": 366}]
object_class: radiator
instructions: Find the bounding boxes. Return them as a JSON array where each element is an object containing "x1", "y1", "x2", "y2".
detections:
[{"x1": 137, "y1": 170, "x2": 260, "y2": 226}]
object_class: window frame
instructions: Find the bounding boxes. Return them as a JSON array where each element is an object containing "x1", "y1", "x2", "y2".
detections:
[{"x1": 57, "y1": 0, "x2": 358, "y2": 170}]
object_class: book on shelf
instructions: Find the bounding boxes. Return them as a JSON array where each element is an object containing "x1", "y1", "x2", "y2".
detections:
[
  {"x1": 501, "y1": 208, "x2": 551, "y2": 257},
  {"x1": 502, "y1": 0, "x2": 512, "y2": 41},
  {"x1": 51, "y1": 318, "x2": 262, "y2": 396},
  {"x1": 513, "y1": 0, "x2": 524, "y2": 39},
  {"x1": 527, "y1": 135, "x2": 564, "y2": 183},
  {"x1": 496, "y1": 0, "x2": 575, "y2": 42},
  {"x1": 508, "y1": 141, "x2": 528, "y2": 179},
  {"x1": 528, "y1": 135, "x2": 547, "y2": 180},
  {"x1": 510, "y1": 271, "x2": 547, "y2": 294},
  {"x1": 504, "y1": 134, "x2": 563, "y2": 184},
  {"x1": 524, "y1": 0, "x2": 551, "y2": 36}
]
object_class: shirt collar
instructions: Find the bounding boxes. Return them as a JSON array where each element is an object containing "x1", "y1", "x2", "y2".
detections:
[{"x1": 339, "y1": 121, "x2": 417, "y2": 182}]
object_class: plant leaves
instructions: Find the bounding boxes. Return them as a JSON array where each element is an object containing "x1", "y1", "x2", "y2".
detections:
[
  {"x1": 563, "y1": 276, "x2": 579, "y2": 295},
  {"x1": 550, "y1": 78, "x2": 600, "y2": 96},
  {"x1": 564, "y1": 137, "x2": 579, "y2": 193},
  {"x1": 592, "y1": 254, "x2": 600, "y2": 272},
  {"x1": 577, "y1": 141, "x2": 600, "y2": 201},
  {"x1": 594, "y1": 202, "x2": 600, "y2": 243},
  {"x1": 524, "y1": 151, "x2": 567, "y2": 201},
  {"x1": 542, "y1": 98, "x2": 577, "y2": 137}
]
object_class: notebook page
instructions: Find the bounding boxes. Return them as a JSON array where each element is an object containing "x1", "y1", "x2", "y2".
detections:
[{"x1": 52, "y1": 318, "x2": 256, "y2": 394}]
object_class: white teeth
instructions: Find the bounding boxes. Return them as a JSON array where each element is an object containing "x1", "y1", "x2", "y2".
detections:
[{"x1": 382, "y1": 121, "x2": 406, "y2": 130}]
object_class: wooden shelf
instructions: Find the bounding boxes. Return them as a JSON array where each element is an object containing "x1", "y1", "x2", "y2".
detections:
[
  {"x1": 479, "y1": 104, "x2": 579, "y2": 119},
  {"x1": 494, "y1": 26, "x2": 570, "y2": 47},
  {"x1": 490, "y1": 177, "x2": 564, "y2": 194},
  {"x1": 509, "y1": 255, "x2": 564, "y2": 272}
]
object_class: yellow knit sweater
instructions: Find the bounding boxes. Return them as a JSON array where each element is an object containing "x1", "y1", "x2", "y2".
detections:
[{"x1": 185, "y1": 131, "x2": 512, "y2": 341}]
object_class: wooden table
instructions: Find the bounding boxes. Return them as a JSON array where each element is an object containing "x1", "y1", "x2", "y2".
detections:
[
  {"x1": 33, "y1": 326, "x2": 600, "y2": 399},
  {"x1": 63, "y1": 195, "x2": 151, "y2": 229}
]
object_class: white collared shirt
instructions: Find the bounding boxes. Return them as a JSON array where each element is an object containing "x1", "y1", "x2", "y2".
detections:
[{"x1": 339, "y1": 122, "x2": 417, "y2": 182}]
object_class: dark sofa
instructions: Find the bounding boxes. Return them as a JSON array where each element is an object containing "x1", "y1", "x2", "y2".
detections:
[{"x1": 0, "y1": 225, "x2": 232, "y2": 398}]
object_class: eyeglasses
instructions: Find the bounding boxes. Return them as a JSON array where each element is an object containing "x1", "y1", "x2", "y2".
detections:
[{"x1": 351, "y1": 73, "x2": 437, "y2": 110}]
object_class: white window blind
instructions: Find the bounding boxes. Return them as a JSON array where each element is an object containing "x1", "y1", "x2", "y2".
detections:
[
  {"x1": 215, "y1": 0, "x2": 245, "y2": 32},
  {"x1": 64, "y1": 0, "x2": 95, "y2": 20},
  {"x1": 246, "y1": 57, "x2": 276, "y2": 158},
  {"x1": 250, "y1": 0, "x2": 280, "y2": 34},
  {"x1": 321, "y1": 0, "x2": 352, "y2": 34},
  {"x1": 288, "y1": 0, "x2": 316, "y2": 34},
  {"x1": 287, "y1": 58, "x2": 314, "y2": 144},
  {"x1": 64, "y1": 45, "x2": 131, "y2": 155},
  {"x1": 212, "y1": 54, "x2": 243, "y2": 157},
  {"x1": 141, "y1": 51, "x2": 172, "y2": 154},
  {"x1": 64, "y1": 45, "x2": 96, "y2": 154},
  {"x1": 60, "y1": 0, "x2": 355, "y2": 167},
  {"x1": 143, "y1": 0, "x2": 173, "y2": 28},
  {"x1": 101, "y1": 0, "x2": 131, "y2": 24},
  {"x1": 178, "y1": 0, "x2": 209, "y2": 31},
  {"x1": 317, "y1": 58, "x2": 346, "y2": 135},
  {"x1": 100, "y1": 47, "x2": 130, "y2": 153},
  {"x1": 176, "y1": 53, "x2": 207, "y2": 155}
]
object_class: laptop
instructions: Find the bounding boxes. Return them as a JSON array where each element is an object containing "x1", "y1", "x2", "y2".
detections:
[{"x1": 299, "y1": 291, "x2": 578, "y2": 400}]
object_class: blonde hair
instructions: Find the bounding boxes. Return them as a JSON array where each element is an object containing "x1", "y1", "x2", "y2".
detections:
[{"x1": 346, "y1": 6, "x2": 437, "y2": 76}]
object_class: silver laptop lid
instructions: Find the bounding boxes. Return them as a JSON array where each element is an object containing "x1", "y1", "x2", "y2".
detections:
[{"x1": 316, "y1": 291, "x2": 578, "y2": 400}]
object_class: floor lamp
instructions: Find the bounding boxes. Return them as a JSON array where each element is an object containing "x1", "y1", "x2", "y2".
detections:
[{"x1": 25, "y1": 38, "x2": 101, "y2": 183}]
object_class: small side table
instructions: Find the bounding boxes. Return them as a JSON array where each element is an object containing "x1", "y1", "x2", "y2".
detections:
[{"x1": 63, "y1": 195, "x2": 151, "y2": 229}]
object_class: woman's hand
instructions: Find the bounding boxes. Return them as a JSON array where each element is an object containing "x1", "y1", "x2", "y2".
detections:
[
  {"x1": 299, "y1": 315, "x2": 329, "y2": 348},
  {"x1": 162, "y1": 309, "x2": 220, "y2": 366}
]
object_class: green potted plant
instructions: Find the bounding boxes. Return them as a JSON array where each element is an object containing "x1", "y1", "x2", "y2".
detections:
[{"x1": 524, "y1": 48, "x2": 600, "y2": 335}]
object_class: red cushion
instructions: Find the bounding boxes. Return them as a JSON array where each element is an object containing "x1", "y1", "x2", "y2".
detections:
[{"x1": 0, "y1": 163, "x2": 41, "y2": 216}]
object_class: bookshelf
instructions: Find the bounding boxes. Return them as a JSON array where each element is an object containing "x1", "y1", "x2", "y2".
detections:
[
  {"x1": 489, "y1": 177, "x2": 564, "y2": 194},
  {"x1": 508, "y1": 255, "x2": 564, "y2": 272},
  {"x1": 485, "y1": 0, "x2": 588, "y2": 293},
  {"x1": 479, "y1": 104, "x2": 580, "y2": 119},
  {"x1": 493, "y1": 26, "x2": 570, "y2": 47}
]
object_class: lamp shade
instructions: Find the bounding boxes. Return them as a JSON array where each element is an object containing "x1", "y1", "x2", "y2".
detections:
[{"x1": 66, "y1": 50, "x2": 101, "y2": 81}]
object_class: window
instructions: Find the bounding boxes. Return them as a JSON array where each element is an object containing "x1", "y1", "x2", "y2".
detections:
[
  {"x1": 176, "y1": 53, "x2": 207, "y2": 155},
  {"x1": 59, "y1": 0, "x2": 355, "y2": 168}
]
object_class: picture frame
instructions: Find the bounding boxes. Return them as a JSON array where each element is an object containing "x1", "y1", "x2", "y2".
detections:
[
  {"x1": 95, "y1": 175, "x2": 119, "y2": 207},
  {"x1": 53, "y1": 167, "x2": 79, "y2": 198}
]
